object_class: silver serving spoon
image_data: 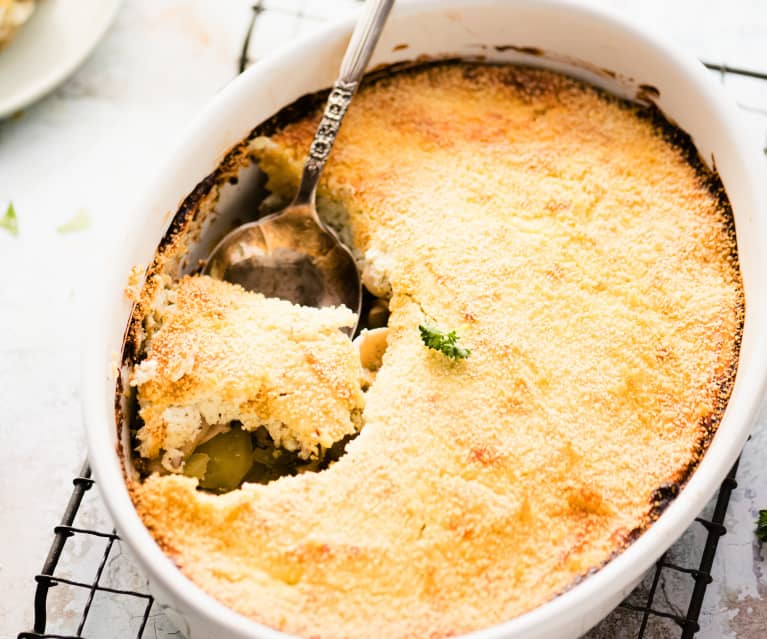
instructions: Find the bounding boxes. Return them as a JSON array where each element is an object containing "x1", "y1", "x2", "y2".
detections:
[{"x1": 205, "y1": 0, "x2": 395, "y2": 330}]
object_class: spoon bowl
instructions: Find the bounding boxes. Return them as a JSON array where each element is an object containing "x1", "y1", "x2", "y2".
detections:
[{"x1": 204, "y1": 204, "x2": 361, "y2": 316}]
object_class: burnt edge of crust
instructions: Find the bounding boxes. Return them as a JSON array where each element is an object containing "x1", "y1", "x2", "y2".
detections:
[{"x1": 494, "y1": 45, "x2": 545, "y2": 56}]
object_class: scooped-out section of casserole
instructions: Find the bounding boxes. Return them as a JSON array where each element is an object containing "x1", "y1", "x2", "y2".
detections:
[
  {"x1": 129, "y1": 274, "x2": 364, "y2": 488},
  {"x1": 124, "y1": 63, "x2": 743, "y2": 639}
]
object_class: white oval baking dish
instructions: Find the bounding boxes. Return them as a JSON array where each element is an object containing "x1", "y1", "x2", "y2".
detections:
[{"x1": 83, "y1": 1, "x2": 767, "y2": 638}]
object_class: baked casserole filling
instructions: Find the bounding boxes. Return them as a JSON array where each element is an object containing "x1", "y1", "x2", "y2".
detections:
[{"x1": 126, "y1": 63, "x2": 743, "y2": 639}]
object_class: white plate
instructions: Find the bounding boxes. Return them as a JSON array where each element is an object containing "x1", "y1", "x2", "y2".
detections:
[{"x1": 0, "y1": 0, "x2": 122, "y2": 118}]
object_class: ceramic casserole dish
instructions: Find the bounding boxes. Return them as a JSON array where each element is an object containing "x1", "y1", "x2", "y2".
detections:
[{"x1": 84, "y1": 1, "x2": 767, "y2": 637}]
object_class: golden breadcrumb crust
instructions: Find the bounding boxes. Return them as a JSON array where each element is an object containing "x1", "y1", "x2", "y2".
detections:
[
  {"x1": 131, "y1": 64, "x2": 743, "y2": 639},
  {"x1": 131, "y1": 275, "x2": 363, "y2": 462}
]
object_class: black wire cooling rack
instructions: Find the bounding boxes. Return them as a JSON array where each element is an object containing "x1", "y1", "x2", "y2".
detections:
[
  {"x1": 17, "y1": 2, "x2": 767, "y2": 638},
  {"x1": 15, "y1": 459, "x2": 742, "y2": 639}
]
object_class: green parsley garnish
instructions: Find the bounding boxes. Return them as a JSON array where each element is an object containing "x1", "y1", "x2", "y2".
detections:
[
  {"x1": 57, "y1": 209, "x2": 91, "y2": 234},
  {"x1": 0, "y1": 202, "x2": 19, "y2": 236},
  {"x1": 419, "y1": 323, "x2": 471, "y2": 360},
  {"x1": 757, "y1": 509, "x2": 767, "y2": 542}
]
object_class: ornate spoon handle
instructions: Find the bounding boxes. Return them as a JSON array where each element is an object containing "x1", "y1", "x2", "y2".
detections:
[{"x1": 293, "y1": 0, "x2": 395, "y2": 206}]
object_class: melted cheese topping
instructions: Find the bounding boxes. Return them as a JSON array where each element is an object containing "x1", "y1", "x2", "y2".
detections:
[
  {"x1": 131, "y1": 275, "x2": 363, "y2": 465},
  {"x1": 132, "y1": 64, "x2": 742, "y2": 638}
]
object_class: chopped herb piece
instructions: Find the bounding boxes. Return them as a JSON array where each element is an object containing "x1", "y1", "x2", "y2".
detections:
[
  {"x1": 0, "y1": 202, "x2": 19, "y2": 236},
  {"x1": 757, "y1": 509, "x2": 767, "y2": 542},
  {"x1": 419, "y1": 323, "x2": 471, "y2": 360},
  {"x1": 57, "y1": 209, "x2": 91, "y2": 234}
]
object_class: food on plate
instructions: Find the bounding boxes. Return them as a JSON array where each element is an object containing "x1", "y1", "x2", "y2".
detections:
[
  {"x1": 126, "y1": 63, "x2": 743, "y2": 638},
  {"x1": 0, "y1": 0, "x2": 34, "y2": 50}
]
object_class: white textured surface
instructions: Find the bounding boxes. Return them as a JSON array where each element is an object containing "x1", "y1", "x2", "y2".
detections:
[{"x1": 0, "y1": 1, "x2": 765, "y2": 638}]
